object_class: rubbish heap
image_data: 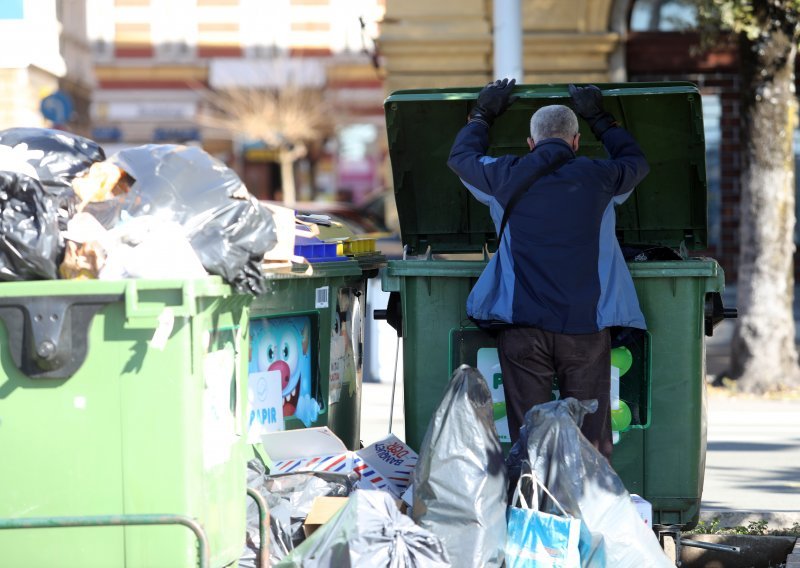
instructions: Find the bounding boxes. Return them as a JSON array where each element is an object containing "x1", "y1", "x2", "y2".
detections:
[
  {"x1": 0, "y1": 127, "x2": 276, "y2": 294},
  {"x1": 0, "y1": 127, "x2": 675, "y2": 567},
  {"x1": 246, "y1": 364, "x2": 674, "y2": 567}
]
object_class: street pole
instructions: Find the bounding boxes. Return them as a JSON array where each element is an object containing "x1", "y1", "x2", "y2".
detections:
[{"x1": 493, "y1": 0, "x2": 523, "y2": 81}]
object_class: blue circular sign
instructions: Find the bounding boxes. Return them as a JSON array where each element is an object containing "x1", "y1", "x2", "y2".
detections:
[{"x1": 40, "y1": 91, "x2": 74, "y2": 124}]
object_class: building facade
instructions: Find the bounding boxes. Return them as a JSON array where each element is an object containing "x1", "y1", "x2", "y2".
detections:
[
  {"x1": 86, "y1": 0, "x2": 387, "y2": 203},
  {"x1": 3, "y1": 0, "x2": 798, "y2": 282},
  {"x1": 0, "y1": 0, "x2": 93, "y2": 136}
]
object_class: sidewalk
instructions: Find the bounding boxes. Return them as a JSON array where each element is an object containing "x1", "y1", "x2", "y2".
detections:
[
  {"x1": 703, "y1": 284, "x2": 800, "y2": 519},
  {"x1": 360, "y1": 371, "x2": 405, "y2": 447},
  {"x1": 702, "y1": 383, "x2": 800, "y2": 523}
]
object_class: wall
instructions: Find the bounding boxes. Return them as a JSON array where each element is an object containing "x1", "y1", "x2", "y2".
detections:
[{"x1": 379, "y1": 0, "x2": 620, "y2": 94}]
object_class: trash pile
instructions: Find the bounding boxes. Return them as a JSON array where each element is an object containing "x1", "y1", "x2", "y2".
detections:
[
  {"x1": 0, "y1": 127, "x2": 277, "y2": 294},
  {"x1": 246, "y1": 364, "x2": 674, "y2": 567},
  {"x1": 242, "y1": 427, "x2": 448, "y2": 567}
]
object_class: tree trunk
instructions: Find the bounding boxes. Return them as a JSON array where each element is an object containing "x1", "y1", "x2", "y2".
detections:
[
  {"x1": 280, "y1": 153, "x2": 297, "y2": 206},
  {"x1": 731, "y1": 25, "x2": 800, "y2": 393},
  {"x1": 278, "y1": 144, "x2": 308, "y2": 207}
]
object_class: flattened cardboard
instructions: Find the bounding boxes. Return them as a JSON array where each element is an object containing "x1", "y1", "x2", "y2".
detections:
[
  {"x1": 261, "y1": 428, "x2": 419, "y2": 498},
  {"x1": 353, "y1": 433, "x2": 418, "y2": 498},
  {"x1": 261, "y1": 427, "x2": 351, "y2": 474}
]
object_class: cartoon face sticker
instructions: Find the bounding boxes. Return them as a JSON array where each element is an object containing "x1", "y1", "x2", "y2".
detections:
[{"x1": 249, "y1": 315, "x2": 321, "y2": 427}]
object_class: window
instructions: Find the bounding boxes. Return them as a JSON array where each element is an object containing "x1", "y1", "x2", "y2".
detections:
[
  {"x1": 630, "y1": 0, "x2": 698, "y2": 32},
  {"x1": 0, "y1": 0, "x2": 23, "y2": 19},
  {"x1": 703, "y1": 94, "x2": 722, "y2": 250}
]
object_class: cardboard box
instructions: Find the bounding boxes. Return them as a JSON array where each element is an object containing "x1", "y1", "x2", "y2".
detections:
[
  {"x1": 261, "y1": 427, "x2": 355, "y2": 475},
  {"x1": 630, "y1": 494, "x2": 653, "y2": 527},
  {"x1": 303, "y1": 496, "x2": 348, "y2": 537},
  {"x1": 261, "y1": 428, "x2": 418, "y2": 498},
  {"x1": 261, "y1": 203, "x2": 296, "y2": 262},
  {"x1": 353, "y1": 433, "x2": 418, "y2": 498}
]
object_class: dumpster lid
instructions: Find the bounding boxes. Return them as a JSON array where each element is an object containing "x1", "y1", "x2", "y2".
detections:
[{"x1": 384, "y1": 82, "x2": 707, "y2": 255}]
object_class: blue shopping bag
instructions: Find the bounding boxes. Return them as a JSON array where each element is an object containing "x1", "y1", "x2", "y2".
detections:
[{"x1": 505, "y1": 472, "x2": 582, "y2": 568}]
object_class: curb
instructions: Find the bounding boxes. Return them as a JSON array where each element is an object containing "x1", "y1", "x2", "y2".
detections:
[
  {"x1": 699, "y1": 510, "x2": 800, "y2": 531},
  {"x1": 699, "y1": 510, "x2": 800, "y2": 567}
]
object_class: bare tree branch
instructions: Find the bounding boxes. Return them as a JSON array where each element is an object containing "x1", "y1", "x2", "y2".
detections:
[{"x1": 193, "y1": 79, "x2": 337, "y2": 205}]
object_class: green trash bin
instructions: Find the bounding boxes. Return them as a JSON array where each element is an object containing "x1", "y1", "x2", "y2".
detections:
[
  {"x1": 382, "y1": 82, "x2": 735, "y2": 529},
  {"x1": 246, "y1": 227, "x2": 386, "y2": 453},
  {"x1": 0, "y1": 277, "x2": 251, "y2": 568}
]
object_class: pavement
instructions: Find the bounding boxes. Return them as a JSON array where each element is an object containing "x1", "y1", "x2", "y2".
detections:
[
  {"x1": 701, "y1": 381, "x2": 800, "y2": 526},
  {"x1": 702, "y1": 284, "x2": 800, "y2": 531},
  {"x1": 360, "y1": 283, "x2": 800, "y2": 535},
  {"x1": 360, "y1": 356, "x2": 405, "y2": 448}
]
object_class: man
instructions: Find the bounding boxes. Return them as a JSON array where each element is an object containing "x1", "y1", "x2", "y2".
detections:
[{"x1": 447, "y1": 79, "x2": 650, "y2": 460}]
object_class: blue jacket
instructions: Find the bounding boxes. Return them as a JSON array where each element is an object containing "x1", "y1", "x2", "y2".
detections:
[{"x1": 447, "y1": 122, "x2": 650, "y2": 334}]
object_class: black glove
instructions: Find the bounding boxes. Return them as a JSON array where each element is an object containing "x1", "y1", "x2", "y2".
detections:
[
  {"x1": 468, "y1": 78, "x2": 519, "y2": 127},
  {"x1": 568, "y1": 84, "x2": 617, "y2": 139}
]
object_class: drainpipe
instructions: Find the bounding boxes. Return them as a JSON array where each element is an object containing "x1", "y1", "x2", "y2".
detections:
[{"x1": 493, "y1": 0, "x2": 523, "y2": 81}]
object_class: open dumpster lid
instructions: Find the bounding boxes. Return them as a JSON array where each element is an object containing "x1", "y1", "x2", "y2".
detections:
[{"x1": 384, "y1": 82, "x2": 707, "y2": 255}]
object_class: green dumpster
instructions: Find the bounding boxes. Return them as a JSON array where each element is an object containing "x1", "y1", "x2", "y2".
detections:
[
  {"x1": 382, "y1": 82, "x2": 734, "y2": 529},
  {"x1": 246, "y1": 225, "x2": 385, "y2": 452},
  {"x1": 0, "y1": 277, "x2": 251, "y2": 568}
]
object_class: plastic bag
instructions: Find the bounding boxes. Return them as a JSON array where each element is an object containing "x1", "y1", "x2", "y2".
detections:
[
  {"x1": 85, "y1": 144, "x2": 276, "y2": 294},
  {"x1": 506, "y1": 466, "x2": 582, "y2": 568},
  {"x1": 507, "y1": 398, "x2": 673, "y2": 568},
  {"x1": 60, "y1": 213, "x2": 207, "y2": 280},
  {"x1": 0, "y1": 127, "x2": 105, "y2": 228},
  {"x1": 0, "y1": 127, "x2": 105, "y2": 187},
  {"x1": 412, "y1": 364, "x2": 507, "y2": 568},
  {"x1": 98, "y1": 216, "x2": 208, "y2": 280},
  {"x1": 0, "y1": 172, "x2": 61, "y2": 280},
  {"x1": 239, "y1": 458, "x2": 358, "y2": 567},
  {"x1": 276, "y1": 489, "x2": 451, "y2": 568}
]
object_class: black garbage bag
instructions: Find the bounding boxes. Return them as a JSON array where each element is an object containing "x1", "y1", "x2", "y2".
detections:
[
  {"x1": 276, "y1": 490, "x2": 451, "y2": 568},
  {"x1": 0, "y1": 127, "x2": 105, "y2": 226},
  {"x1": 0, "y1": 172, "x2": 61, "y2": 280},
  {"x1": 506, "y1": 398, "x2": 673, "y2": 567},
  {"x1": 411, "y1": 364, "x2": 507, "y2": 568},
  {"x1": 87, "y1": 144, "x2": 276, "y2": 294},
  {"x1": 240, "y1": 458, "x2": 358, "y2": 567},
  {"x1": 0, "y1": 127, "x2": 105, "y2": 189}
]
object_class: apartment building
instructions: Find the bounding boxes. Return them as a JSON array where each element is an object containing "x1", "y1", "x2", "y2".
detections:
[
  {"x1": 0, "y1": 0, "x2": 93, "y2": 135},
  {"x1": 86, "y1": 0, "x2": 386, "y2": 202}
]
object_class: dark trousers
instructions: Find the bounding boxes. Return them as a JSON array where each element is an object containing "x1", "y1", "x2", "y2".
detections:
[{"x1": 496, "y1": 326, "x2": 612, "y2": 460}]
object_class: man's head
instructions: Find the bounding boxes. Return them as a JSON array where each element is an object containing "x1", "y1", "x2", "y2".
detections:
[{"x1": 527, "y1": 104, "x2": 580, "y2": 152}]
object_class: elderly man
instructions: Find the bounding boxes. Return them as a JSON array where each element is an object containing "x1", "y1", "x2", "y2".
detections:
[{"x1": 447, "y1": 80, "x2": 650, "y2": 459}]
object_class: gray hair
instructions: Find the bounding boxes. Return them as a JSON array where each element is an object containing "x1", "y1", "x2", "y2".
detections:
[{"x1": 530, "y1": 105, "x2": 579, "y2": 143}]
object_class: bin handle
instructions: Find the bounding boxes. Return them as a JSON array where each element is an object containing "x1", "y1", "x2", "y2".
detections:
[
  {"x1": 124, "y1": 281, "x2": 196, "y2": 328},
  {"x1": 247, "y1": 488, "x2": 270, "y2": 568},
  {"x1": 704, "y1": 292, "x2": 737, "y2": 337},
  {"x1": 0, "y1": 513, "x2": 210, "y2": 568},
  {"x1": 0, "y1": 294, "x2": 122, "y2": 380}
]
